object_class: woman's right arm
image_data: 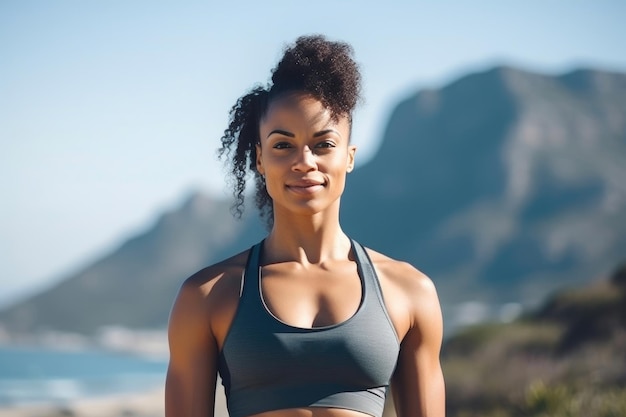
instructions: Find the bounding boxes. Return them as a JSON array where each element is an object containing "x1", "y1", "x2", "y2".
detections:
[{"x1": 165, "y1": 278, "x2": 218, "y2": 417}]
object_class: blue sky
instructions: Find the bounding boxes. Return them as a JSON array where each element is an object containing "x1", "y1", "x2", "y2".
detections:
[{"x1": 2, "y1": 1, "x2": 625, "y2": 306}]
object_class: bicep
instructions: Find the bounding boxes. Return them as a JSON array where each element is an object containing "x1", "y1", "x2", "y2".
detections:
[
  {"x1": 391, "y1": 278, "x2": 445, "y2": 417},
  {"x1": 165, "y1": 281, "x2": 218, "y2": 417}
]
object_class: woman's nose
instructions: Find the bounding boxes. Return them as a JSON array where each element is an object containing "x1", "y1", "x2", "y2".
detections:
[{"x1": 292, "y1": 146, "x2": 316, "y2": 172}]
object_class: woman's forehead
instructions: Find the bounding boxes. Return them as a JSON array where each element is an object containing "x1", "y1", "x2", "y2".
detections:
[{"x1": 261, "y1": 93, "x2": 349, "y2": 130}]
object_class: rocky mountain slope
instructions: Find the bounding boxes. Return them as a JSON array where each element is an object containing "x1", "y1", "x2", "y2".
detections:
[
  {"x1": 342, "y1": 65, "x2": 626, "y2": 305},
  {"x1": 1, "y1": 65, "x2": 625, "y2": 335}
]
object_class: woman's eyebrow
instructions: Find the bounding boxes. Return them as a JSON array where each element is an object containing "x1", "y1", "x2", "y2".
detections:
[
  {"x1": 267, "y1": 129, "x2": 294, "y2": 138},
  {"x1": 313, "y1": 129, "x2": 340, "y2": 138}
]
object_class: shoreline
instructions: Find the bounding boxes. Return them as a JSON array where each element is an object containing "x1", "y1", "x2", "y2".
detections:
[
  {"x1": 0, "y1": 387, "x2": 165, "y2": 417},
  {"x1": 0, "y1": 342, "x2": 171, "y2": 417},
  {"x1": 0, "y1": 382, "x2": 229, "y2": 417}
]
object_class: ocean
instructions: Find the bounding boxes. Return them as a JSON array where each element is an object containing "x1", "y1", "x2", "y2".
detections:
[{"x1": 0, "y1": 346, "x2": 167, "y2": 406}]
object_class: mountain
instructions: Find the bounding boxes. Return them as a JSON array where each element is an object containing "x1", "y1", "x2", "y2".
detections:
[
  {"x1": 1, "y1": 65, "x2": 625, "y2": 335},
  {"x1": 0, "y1": 194, "x2": 265, "y2": 334},
  {"x1": 342, "y1": 65, "x2": 626, "y2": 305}
]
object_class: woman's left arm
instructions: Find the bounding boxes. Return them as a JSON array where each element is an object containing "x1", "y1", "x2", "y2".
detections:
[{"x1": 391, "y1": 273, "x2": 445, "y2": 417}]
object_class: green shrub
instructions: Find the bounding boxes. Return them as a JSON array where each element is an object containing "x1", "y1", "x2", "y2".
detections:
[{"x1": 523, "y1": 381, "x2": 626, "y2": 417}]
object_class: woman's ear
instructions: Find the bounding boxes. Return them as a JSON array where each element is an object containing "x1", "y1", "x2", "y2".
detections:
[
  {"x1": 256, "y1": 143, "x2": 265, "y2": 176},
  {"x1": 346, "y1": 145, "x2": 357, "y2": 173}
]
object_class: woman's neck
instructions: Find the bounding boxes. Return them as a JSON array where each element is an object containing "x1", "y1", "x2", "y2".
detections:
[{"x1": 263, "y1": 209, "x2": 351, "y2": 266}]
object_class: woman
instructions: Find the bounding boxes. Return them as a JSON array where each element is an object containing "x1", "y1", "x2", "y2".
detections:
[{"x1": 165, "y1": 35, "x2": 445, "y2": 417}]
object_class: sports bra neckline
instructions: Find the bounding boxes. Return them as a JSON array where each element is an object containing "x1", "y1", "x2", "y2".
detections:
[{"x1": 250, "y1": 238, "x2": 368, "y2": 331}]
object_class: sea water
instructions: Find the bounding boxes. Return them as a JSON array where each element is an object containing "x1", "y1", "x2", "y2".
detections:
[{"x1": 0, "y1": 346, "x2": 167, "y2": 406}]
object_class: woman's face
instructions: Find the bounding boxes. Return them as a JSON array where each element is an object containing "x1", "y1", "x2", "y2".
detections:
[{"x1": 256, "y1": 93, "x2": 356, "y2": 218}]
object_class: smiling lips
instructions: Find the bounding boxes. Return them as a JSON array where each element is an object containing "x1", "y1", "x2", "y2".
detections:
[{"x1": 286, "y1": 179, "x2": 326, "y2": 195}]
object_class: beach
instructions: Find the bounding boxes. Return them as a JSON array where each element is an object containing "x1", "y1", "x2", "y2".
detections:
[
  {"x1": 0, "y1": 385, "x2": 229, "y2": 417},
  {"x1": 0, "y1": 388, "x2": 165, "y2": 417},
  {"x1": 0, "y1": 342, "x2": 175, "y2": 417}
]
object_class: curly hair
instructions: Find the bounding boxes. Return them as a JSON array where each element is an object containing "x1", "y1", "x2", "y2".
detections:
[{"x1": 217, "y1": 34, "x2": 362, "y2": 226}]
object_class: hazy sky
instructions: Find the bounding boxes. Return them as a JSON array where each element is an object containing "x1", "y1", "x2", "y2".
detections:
[{"x1": 2, "y1": 1, "x2": 625, "y2": 306}]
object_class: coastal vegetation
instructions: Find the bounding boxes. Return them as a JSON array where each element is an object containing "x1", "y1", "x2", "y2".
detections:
[{"x1": 440, "y1": 263, "x2": 626, "y2": 417}]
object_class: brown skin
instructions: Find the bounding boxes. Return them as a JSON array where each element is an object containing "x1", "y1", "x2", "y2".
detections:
[{"x1": 165, "y1": 93, "x2": 445, "y2": 417}]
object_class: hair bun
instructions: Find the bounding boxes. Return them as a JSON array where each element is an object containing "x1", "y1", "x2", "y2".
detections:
[{"x1": 270, "y1": 35, "x2": 361, "y2": 118}]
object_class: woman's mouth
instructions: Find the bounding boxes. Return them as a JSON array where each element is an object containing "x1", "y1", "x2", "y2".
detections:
[{"x1": 286, "y1": 180, "x2": 326, "y2": 194}]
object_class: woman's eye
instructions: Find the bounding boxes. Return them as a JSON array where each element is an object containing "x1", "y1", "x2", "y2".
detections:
[
  {"x1": 316, "y1": 141, "x2": 336, "y2": 149},
  {"x1": 273, "y1": 142, "x2": 292, "y2": 149}
]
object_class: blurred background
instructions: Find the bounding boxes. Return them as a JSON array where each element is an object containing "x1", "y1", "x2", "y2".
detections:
[{"x1": 1, "y1": 1, "x2": 625, "y2": 416}]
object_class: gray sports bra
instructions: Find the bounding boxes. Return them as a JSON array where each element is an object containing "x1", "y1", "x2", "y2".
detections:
[{"x1": 217, "y1": 239, "x2": 400, "y2": 417}]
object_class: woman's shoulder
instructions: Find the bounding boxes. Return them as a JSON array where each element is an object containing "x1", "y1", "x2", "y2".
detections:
[
  {"x1": 175, "y1": 248, "x2": 251, "y2": 307},
  {"x1": 362, "y1": 245, "x2": 441, "y2": 315},
  {"x1": 168, "y1": 248, "x2": 252, "y2": 340},
  {"x1": 364, "y1": 247, "x2": 434, "y2": 291},
  {"x1": 363, "y1": 245, "x2": 443, "y2": 340}
]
